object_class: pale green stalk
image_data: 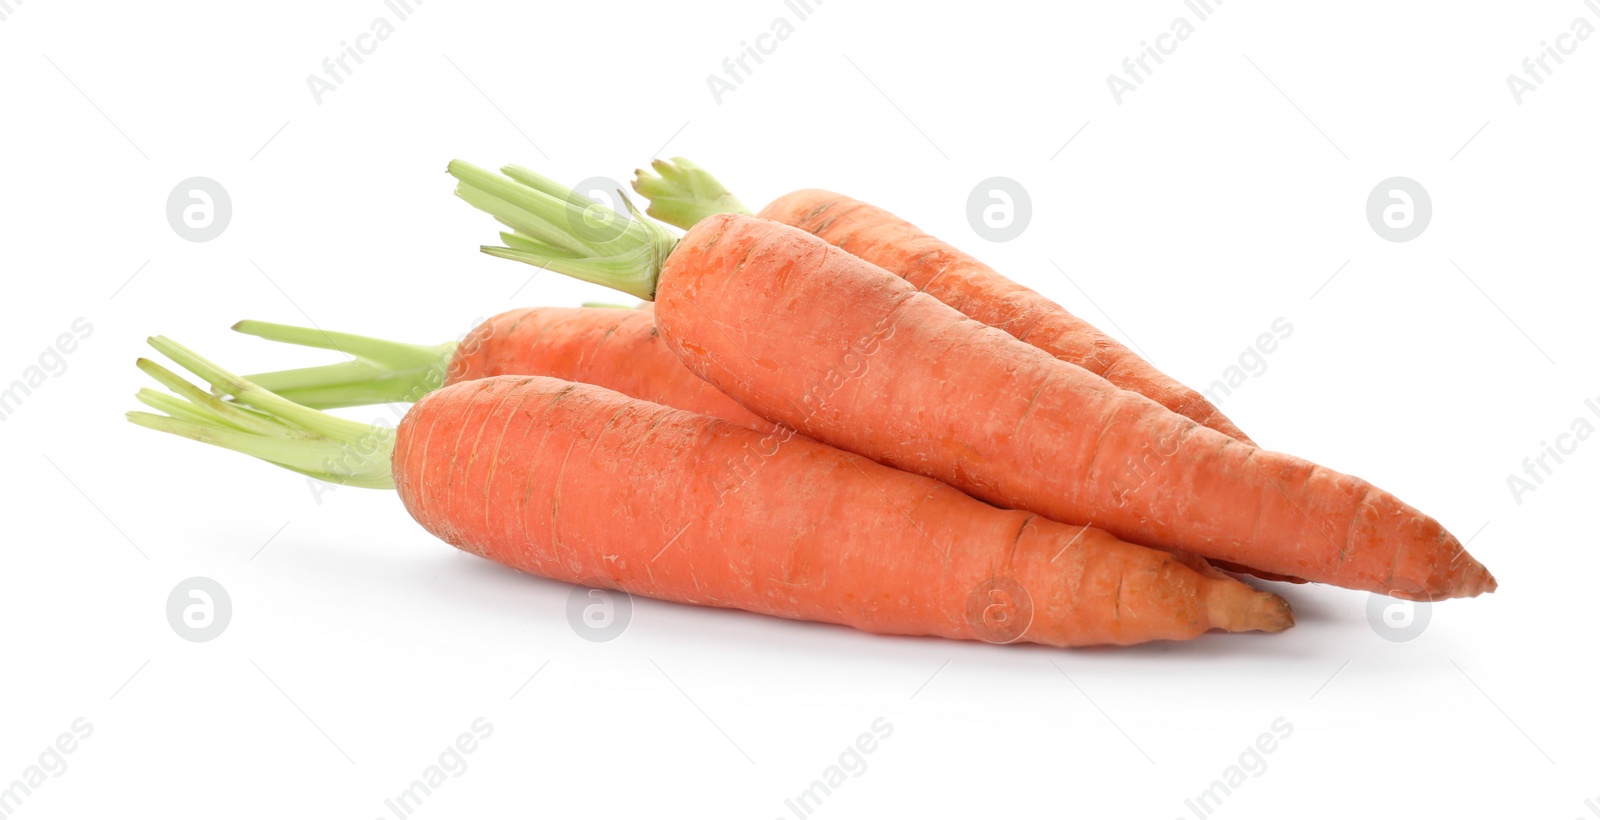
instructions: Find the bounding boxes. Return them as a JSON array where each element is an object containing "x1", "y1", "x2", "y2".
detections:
[
  {"x1": 630, "y1": 157, "x2": 752, "y2": 231},
  {"x1": 447, "y1": 160, "x2": 679, "y2": 301},
  {"x1": 127, "y1": 336, "x2": 396, "y2": 489},
  {"x1": 232, "y1": 320, "x2": 456, "y2": 410}
]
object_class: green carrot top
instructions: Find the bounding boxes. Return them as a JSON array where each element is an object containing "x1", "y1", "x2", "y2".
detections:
[
  {"x1": 230, "y1": 320, "x2": 456, "y2": 410},
  {"x1": 447, "y1": 161, "x2": 679, "y2": 302},
  {"x1": 128, "y1": 336, "x2": 396, "y2": 490},
  {"x1": 630, "y1": 157, "x2": 752, "y2": 231}
]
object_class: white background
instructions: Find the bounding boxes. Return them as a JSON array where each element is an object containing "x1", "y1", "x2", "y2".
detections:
[{"x1": 1, "y1": 1, "x2": 1596, "y2": 817}]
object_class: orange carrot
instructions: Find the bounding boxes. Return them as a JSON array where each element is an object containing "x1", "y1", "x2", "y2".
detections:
[
  {"x1": 451, "y1": 162, "x2": 1494, "y2": 601},
  {"x1": 235, "y1": 307, "x2": 771, "y2": 431},
  {"x1": 634, "y1": 158, "x2": 1254, "y2": 445},
  {"x1": 249, "y1": 310, "x2": 1281, "y2": 581},
  {"x1": 240, "y1": 311, "x2": 1243, "y2": 582},
  {"x1": 127, "y1": 339, "x2": 1291, "y2": 646}
]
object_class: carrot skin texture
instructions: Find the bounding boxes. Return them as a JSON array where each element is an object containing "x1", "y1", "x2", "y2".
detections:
[
  {"x1": 392, "y1": 377, "x2": 1289, "y2": 647},
  {"x1": 447, "y1": 310, "x2": 1234, "y2": 585},
  {"x1": 446, "y1": 306, "x2": 773, "y2": 432},
  {"x1": 654, "y1": 214, "x2": 1494, "y2": 601},
  {"x1": 757, "y1": 190, "x2": 1255, "y2": 445}
]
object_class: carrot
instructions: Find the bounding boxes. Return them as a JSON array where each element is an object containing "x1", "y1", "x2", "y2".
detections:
[
  {"x1": 633, "y1": 157, "x2": 1255, "y2": 445},
  {"x1": 451, "y1": 161, "x2": 1495, "y2": 601},
  {"x1": 127, "y1": 338, "x2": 1292, "y2": 646},
  {"x1": 635, "y1": 161, "x2": 1292, "y2": 586},
  {"x1": 240, "y1": 312, "x2": 1247, "y2": 582},
  {"x1": 232, "y1": 307, "x2": 770, "y2": 431}
]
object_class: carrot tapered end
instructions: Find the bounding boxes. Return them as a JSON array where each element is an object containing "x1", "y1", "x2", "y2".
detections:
[
  {"x1": 1391, "y1": 546, "x2": 1498, "y2": 601},
  {"x1": 1449, "y1": 554, "x2": 1498, "y2": 599},
  {"x1": 1250, "y1": 591, "x2": 1296, "y2": 633},
  {"x1": 1205, "y1": 583, "x2": 1295, "y2": 634}
]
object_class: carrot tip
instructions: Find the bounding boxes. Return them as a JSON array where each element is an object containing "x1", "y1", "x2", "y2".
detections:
[
  {"x1": 626, "y1": 156, "x2": 752, "y2": 231},
  {"x1": 1207, "y1": 586, "x2": 1295, "y2": 634},
  {"x1": 1405, "y1": 552, "x2": 1499, "y2": 601},
  {"x1": 1252, "y1": 592, "x2": 1296, "y2": 633},
  {"x1": 1456, "y1": 557, "x2": 1498, "y2": 598}
]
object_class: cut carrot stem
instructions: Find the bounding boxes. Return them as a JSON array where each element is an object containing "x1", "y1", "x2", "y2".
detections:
[
  {"x1": 448, "y1": 161, "x2": 675, "y2": 300},
  {"x1": 632, "y1": 157, "x2": 751, "y2": 229},
  {"x1": 128, "y1": 344, "x2": 395, "y2": 489},
  {"x1": 234, "y1": 308, "x2": 775, "y2": 430},
  {"x1": 230, "y1": 320, "x2": 444, "y2": 367},
  {"x1": 232, "y1": 320, "x2": 456, "y2": 409}
]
